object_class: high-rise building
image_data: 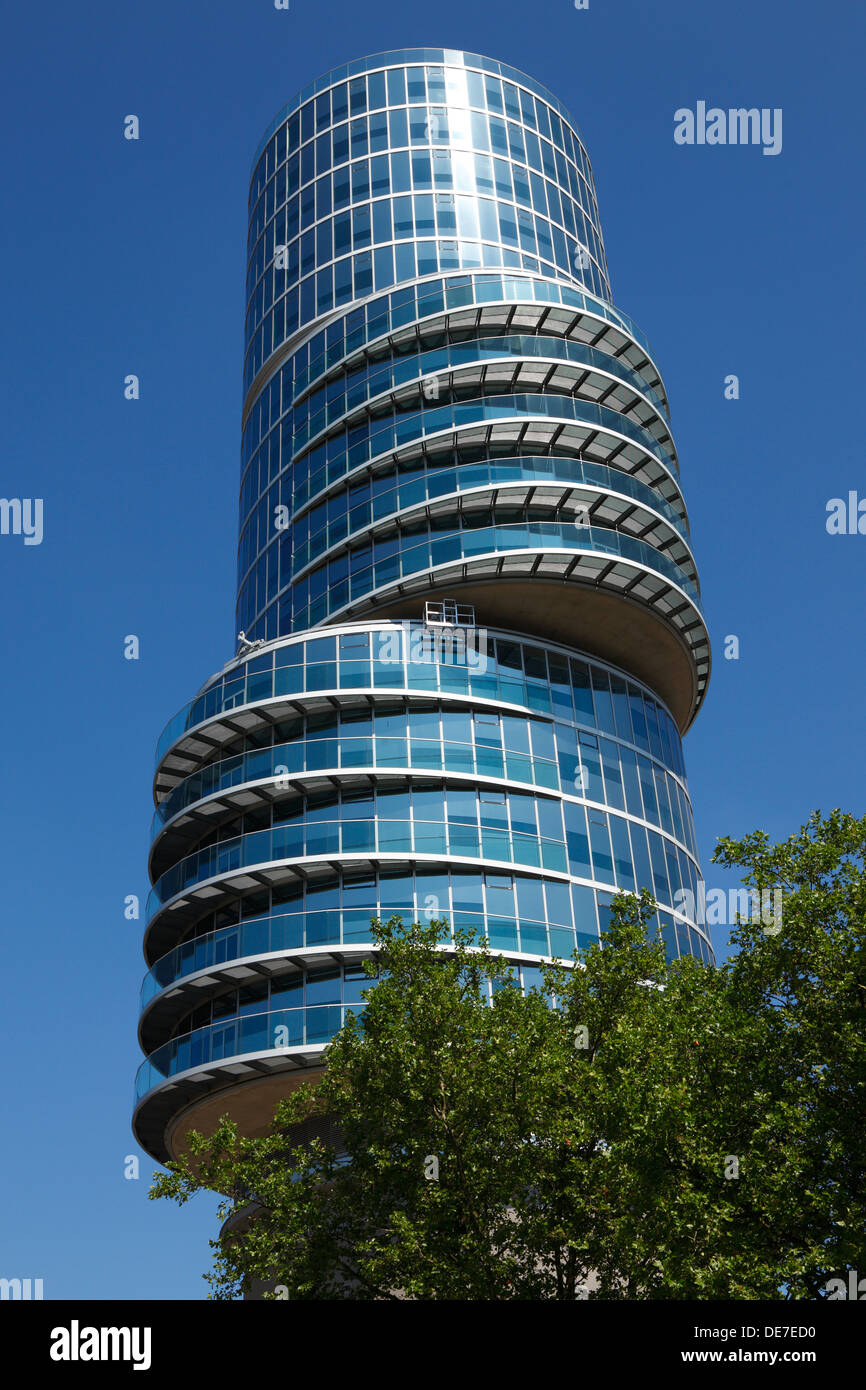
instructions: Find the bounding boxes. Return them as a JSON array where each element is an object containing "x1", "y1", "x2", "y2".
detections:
[{"x1": 134, "y1": 50, "x2": 711, "y2": 1166}]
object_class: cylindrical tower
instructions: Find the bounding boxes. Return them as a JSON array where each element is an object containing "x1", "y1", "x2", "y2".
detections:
[{"x1": 134, "y1": 49, "x2": 711, "y2": 1165}]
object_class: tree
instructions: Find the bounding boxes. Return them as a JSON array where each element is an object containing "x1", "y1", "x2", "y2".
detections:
[
  {"x1": 150, "y1": 811, "x2": 866, "y2": 1299},
  {"x1": 713, "y1": 809, "x2": 866, "y2": 1295}
]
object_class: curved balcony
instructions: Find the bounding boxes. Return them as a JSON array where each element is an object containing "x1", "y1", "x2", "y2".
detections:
[
  {"x1": 139, "y1": 902, "x2": 599, "y2": 1019},
  {"x1": 290, "y1": 335, "x2": 673, "y2": 435},
  {"x1": 309, "y1": 452, "x2": 684, "y2": 533},
  {"x1": 139, "y1": 884, "x2": 710, "y2": 1044},
  {"x1": 288, "y1": 396, "x2": 680, "y2": 520},
  {"x1": 285, "y1": 520, "x2": 701, "y2": 619},
  {"x1": 278, "y1": 279, "x2": 669, "y2": 425},
  {"x1": 154, "y1": 627, "x2": 690, "y2": 782},
  {"x1": 286, "y1": 498, "x2": 696, "y2": 592},
  {"x1": 150, "y1": 692, "x2": 694, "y2": 841},
  {"x1": 237, "y1": 459, "x2": 694, "y2": 625},
  {"x1": 242, "y1": 477, "x2": 692, "y2": 621},
  {"x1": 263, "y1": 529, "x2": 707, "y2": 727},
  {"x1": 136, "y1": 1004, "x2": 362, "y2": 1105},
  {"x1": 146, "y1": 817, "x2": 571, "y2": 924},
  {"x1": 144, "y1": 773, "x2": 702, "y2": 956},
  {"x1": 243, "y1": 272, "x2": 667, "y2": 417},
  {"x1": 291, "y1": 386, "x2": 675, "y2": 479},
  {"x1": 135, "y1": 931, "x2": 596, "y2": 1160},
  {"x1": 150, "y1": 732, "x2": 560, "y2": 848}
]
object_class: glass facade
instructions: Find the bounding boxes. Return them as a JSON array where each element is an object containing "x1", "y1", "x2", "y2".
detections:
[
  {"x1": 134, "y1": 52, "x2": 712, "y2": 1165},
  {"x1": 242, "y1": 50, "x2": 612, "y2": 395}
]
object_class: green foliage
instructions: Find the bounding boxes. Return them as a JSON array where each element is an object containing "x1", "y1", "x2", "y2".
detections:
[{"x1": 150, "y1": 811, "x2": 866, "y2": 1299}]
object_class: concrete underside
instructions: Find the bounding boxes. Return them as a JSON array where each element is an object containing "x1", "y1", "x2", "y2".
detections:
[
  {"x1": 166, "y1": 1067, "x2": 327, "y2": 1162},
  {"x1": 359, "y1": 577, "x2": 700, "y2": 731}
]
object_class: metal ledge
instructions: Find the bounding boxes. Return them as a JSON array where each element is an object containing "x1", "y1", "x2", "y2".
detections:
[{"x1": 143, "y1": 848, "x2": 574, "y2": 966}]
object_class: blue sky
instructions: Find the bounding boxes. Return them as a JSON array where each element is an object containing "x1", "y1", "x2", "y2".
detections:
[{"x1": 1, "y1": 0, "x2": 862, "y2": 1299}]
